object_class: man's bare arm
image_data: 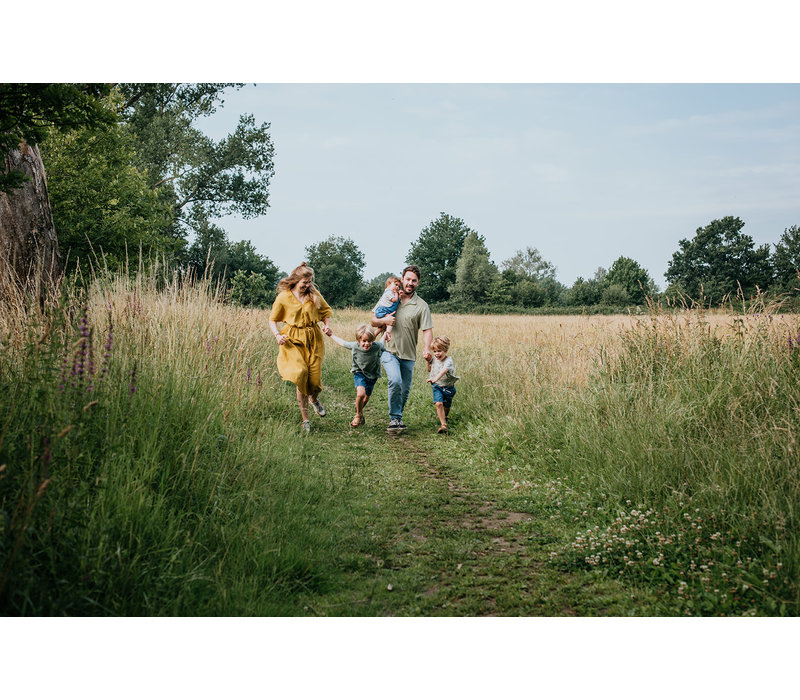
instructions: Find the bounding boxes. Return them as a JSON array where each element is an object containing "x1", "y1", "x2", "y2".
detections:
[
  {"x1": 371, "y1": 312, "x2": 395, "y2": 328},
  {"x1": 422, "y1": 328, "x2": 433, "y2": 360}
]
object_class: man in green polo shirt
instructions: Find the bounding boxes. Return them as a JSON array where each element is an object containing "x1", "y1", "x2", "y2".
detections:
[{"x1": 372, "y1": 265, "x2": 433, "y2": 432}]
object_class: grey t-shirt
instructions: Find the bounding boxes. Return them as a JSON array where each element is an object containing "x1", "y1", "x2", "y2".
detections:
[
  {"x1": 429, "y1": 355, "x2": 459, "y2": 387},
  {"x1": 342, "y1": 340, "x2": 385, "y2": 380}
]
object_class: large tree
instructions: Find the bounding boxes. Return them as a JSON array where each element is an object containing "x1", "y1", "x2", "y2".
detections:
[
  {"x1": 772, "y1": 225, "x2": 800, "y2": 293},
  {"x1": 500, "y1": 246, "x2": 559, "y2": 308},
  {"x1": 665, "y1": 216, "x2": 773, "y2": 302},
  {"x1": 0, "y1": 83, "x2": 115, "y2": 290},
  {"x1": 604, "y1": 256, "x2": 656, "y2": 305},
  {"x1": 406, "y1": 212, "x2": 474, "y2": 303},
  {"x1": 305, "y1": 235, "x2": 365, "y2": 307},
  {"x1": 501, "y1": 246, "x2": 556, "y2": 281},
  {"x1": 40, "y1": 90, "x2": 174, "y2": 271},
  {"x1": 118, "y1": 84, "x2": 275, "y2": 249},
  {"x1": 449, "y1": 231, "x2": 500, "y2": 305}
]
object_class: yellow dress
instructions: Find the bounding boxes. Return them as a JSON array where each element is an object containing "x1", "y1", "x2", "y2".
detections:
[{"x1": 269, "y1": 289, "x2": 332, "y2": 396}]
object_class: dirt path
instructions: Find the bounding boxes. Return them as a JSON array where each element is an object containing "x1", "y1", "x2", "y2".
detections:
[{"x1": 327, "y1": 430, "x2": 634, "y2": 616}]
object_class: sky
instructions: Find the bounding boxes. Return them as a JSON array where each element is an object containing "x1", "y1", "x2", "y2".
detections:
[{"x1": 199, "y1": 83, "x2": 800, "y2": 289}]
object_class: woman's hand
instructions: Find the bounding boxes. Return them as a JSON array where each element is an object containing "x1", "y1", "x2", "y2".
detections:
[{"x1": 323, "y1": 325, "x2": 333, "y2": 337}]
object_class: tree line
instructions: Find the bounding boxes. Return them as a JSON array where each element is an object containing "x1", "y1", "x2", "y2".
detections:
[
  {"x1": 2, "y1": 84, "x2": 798, "y2": 312},
  {"x1": 271, "y1": 212, "x2": 799, "y2": 312}
]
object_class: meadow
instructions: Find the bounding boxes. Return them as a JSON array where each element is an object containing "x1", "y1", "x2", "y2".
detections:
[{"x1": 1, "y1": 266, "x2": 798, "y2": 615}]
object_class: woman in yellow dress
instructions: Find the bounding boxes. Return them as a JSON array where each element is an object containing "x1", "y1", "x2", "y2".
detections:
[{"x1": 269, "y1": 262, "x2": 333, "y2": 432}]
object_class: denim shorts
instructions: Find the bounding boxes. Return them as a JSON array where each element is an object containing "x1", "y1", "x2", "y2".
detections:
[
  {"x1": 353, "y1": 372, "x2": 378, "y2": 396},
  {"x1": 374, "y1": 303, "x2": 398, "y2": 319},
  {"x1": 432, "y1": 383, "x2": 456, "y2": 408}
]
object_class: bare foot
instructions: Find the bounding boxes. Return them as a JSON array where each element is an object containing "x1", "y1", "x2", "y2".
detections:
[
  {"x1": 437, "y1": 424, "x2": 448, "y2": 434},
  {"x1": 351, "y1": 414, "x2": 362, "y2": 427}
]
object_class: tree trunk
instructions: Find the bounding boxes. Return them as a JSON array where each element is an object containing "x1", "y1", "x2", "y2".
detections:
[{"x1": 0, "y1": 141, "x2": 62, "y2": 296}]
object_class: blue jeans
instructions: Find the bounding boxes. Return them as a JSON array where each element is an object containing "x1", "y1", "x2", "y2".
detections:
[{"x1": 381, "y1": 351, "x2": 415, "y2": 421}]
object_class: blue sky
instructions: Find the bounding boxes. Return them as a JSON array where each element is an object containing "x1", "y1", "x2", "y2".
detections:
[{"x1": 200, "y1": 83, "x2": 800, "y2": 289}]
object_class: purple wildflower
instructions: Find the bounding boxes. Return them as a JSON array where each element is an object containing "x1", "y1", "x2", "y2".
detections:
[
  {"x1": 247, "y1": 366, "x2": 251, "y2": 383},
  {"x1": 70, "y1": 309, "x2": 90, "y2": 388},
  {"x1": 129, "y1": 361, "x2": 138, "y2": 396},
  {"x1": 98, "y1": 314, "x2": 113, "y2": 382},
  {"x1": 85, "y1": 327, "x2": 96, "y2": 392}
]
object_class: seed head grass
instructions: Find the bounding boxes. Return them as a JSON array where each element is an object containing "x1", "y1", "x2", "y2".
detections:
[{"x1": 2, "y1": 266, "x2": 799, "y2": 615}]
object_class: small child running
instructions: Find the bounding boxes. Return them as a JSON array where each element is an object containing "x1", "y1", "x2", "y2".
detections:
[
  {"x1": 328, "y1": 324, "x2": 385, "y2": 427},
  {"x1": 373, "y1": 275, "x2": 401, "y2": 342},
  {"x1": 426, "y1": 335, "x2": 459, "y2": 433}
]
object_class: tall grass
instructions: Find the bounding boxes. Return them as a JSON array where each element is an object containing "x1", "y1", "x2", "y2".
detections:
[
  {"x1": 441, "y1": 301, "x2": 800, "y2": 615},
  {"x1": 0, "y1": 264, "x2": 360, "y2": 615},
  {"x1": 4, "y1": 265, "x2": 798, "y2": 615}
]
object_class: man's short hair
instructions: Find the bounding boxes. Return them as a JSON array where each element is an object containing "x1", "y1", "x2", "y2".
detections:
[{"x1": 402, "y1": 265, "x2": 421, "y2": 280}]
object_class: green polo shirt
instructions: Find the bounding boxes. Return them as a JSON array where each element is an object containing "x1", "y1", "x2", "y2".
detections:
[
  {"x1": 341, "y1": 340, "x2": 384, "y2": 380},
  {"x1": 383, "y1": 293, "x2": 433, "y2": 361}
]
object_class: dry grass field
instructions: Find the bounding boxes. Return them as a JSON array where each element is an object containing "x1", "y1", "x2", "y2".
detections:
[{"x1": 3, "y1": 270, "x2": 799, "y2": 615}]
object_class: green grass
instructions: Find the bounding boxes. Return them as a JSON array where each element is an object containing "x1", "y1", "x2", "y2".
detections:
[{"x1": 2, "y1": 272, "x2": 798, "y2": 616}]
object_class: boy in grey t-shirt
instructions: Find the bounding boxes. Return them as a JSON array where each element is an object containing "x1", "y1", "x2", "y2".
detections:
[
  {"x1": 426, "y1": 335, "x2": 459, "y2": 433},
  {"x1": 328, "y1": 324, "x2": 385, "y2": 427}
]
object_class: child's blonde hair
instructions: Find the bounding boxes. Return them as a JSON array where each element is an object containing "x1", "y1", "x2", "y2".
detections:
[
  {"x1": 431, "y1": 335, "x2": 450, "y2": 352},
  {"x1": 355, "y1": 324, "x2": 377, "y2": 342},
  {"x1": 385, "y1": 275, "x2": 401, "y2": 288}
]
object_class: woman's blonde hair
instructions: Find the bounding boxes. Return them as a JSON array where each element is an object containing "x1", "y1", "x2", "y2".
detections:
[{"x1": 277, "y1": 262, "x2": 321, "y2": 307}]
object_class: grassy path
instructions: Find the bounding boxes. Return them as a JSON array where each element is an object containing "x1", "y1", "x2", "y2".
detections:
[{"x1": 293, "y1": 382, "x2": 650, "y2": 617}]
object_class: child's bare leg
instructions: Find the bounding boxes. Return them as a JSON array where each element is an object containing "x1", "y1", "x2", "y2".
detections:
[
  {"x1": 352, "y1": 387, "x2": 368, "y2": 426},
  {"x1": 435, "y1": 401, "x2": 447, "y2": 431},
  {"x1": 360, "y1": 393, "x2": 370, "y2": 423}
]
